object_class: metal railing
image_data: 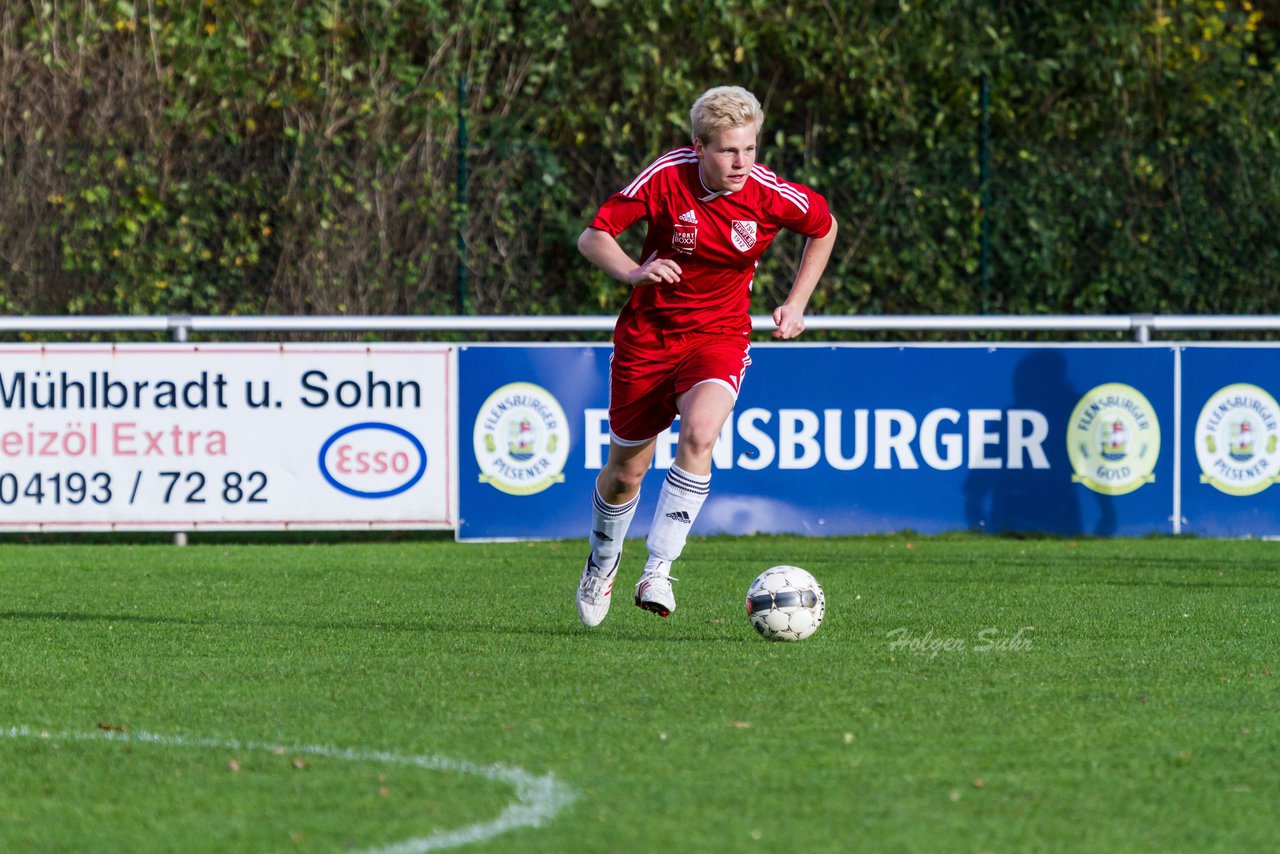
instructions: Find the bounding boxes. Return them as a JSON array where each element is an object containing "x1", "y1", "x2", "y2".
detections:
[{"x1": 2, "y1": 314, "x2": 1280, "y2": 342}]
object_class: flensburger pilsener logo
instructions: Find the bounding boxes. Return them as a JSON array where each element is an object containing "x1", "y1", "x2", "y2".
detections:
[
  {"x1": 1195, "y1": 383, "x2": 1280, "y2": 496},
  {"x1": 473, "y1": 382, "x2": 569, "y2": 496},
  {"x1": 1067, "y1": 383, "x2": 1160, "y2": 495}
]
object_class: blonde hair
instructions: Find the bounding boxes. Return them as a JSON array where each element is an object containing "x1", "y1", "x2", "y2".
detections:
[{"x1": 690, "y1": 86, "x2": 764, "y2": 145}]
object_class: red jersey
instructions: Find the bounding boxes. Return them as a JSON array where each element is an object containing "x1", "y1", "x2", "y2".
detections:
[{"x1": 589, "y1": 147, "x2": 833, "y2": 343}]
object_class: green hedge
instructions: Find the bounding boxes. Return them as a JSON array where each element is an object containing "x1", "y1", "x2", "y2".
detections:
[{"x1": 1, "y1": 0, "x2": 1276, "y2": 326}]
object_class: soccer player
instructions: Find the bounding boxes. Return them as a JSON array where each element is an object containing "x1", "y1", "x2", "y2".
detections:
[{"x1": 575, "y1": 85, "x2": 837, "y2": 626}]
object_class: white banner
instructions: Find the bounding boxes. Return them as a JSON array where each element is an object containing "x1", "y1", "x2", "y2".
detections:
[{"x1": 0, "y1": 344, "x2": 455, "y2": 531}]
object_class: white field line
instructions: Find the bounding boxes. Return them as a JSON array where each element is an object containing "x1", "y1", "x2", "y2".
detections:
[{"x1": 2, "y1": 724, "x2": 577, "y2": 853}]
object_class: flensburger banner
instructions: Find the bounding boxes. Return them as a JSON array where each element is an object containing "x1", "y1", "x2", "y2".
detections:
[
  {"x1": 458, "y1": 344, "x2": 1178, "y2": 540},
  {"x1": 0, "y1": 344, "x2": 455, "y2": 530},
  {"x1": 1181, "y1": 345, "x2": 1280, "y2": 536}
]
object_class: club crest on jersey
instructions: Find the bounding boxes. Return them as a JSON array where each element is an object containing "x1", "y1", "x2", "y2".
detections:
[
  {"x1": 672, "y1": 223, "x2": 697, "y2": 254},
  {"x1": 731, "y1": 220, "x2": 757, "y2": 252}
]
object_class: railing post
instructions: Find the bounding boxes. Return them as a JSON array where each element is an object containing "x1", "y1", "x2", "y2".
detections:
[
  {"x1": 170, "y1": 316, "x2": 190, "y2": 546},
  {"x1": 979, "y1": 74, "x2": 991, "y2": 310},
  {"x1": 456, "y1": 74, "x2": 469, "y2": 314},
  {"x1": 1132, "y1": 315, "x2": 1153, "y2": 344}
]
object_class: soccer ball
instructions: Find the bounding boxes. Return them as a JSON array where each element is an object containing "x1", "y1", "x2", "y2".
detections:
[{"x1": 745, "y1": 565, "x2": 826, "y2": 641}]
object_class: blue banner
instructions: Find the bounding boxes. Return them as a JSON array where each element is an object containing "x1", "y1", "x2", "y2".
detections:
[
  {"x1": 1180, "y1": 346, "x2": 1280, "y2": 536},
  {"x1": 459, "y1": 344, "x2": 1178, "y2": 540}
]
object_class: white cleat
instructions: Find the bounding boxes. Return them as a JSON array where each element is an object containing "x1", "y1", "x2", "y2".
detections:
[
  {"x1": 577, "y1": 552, "x2": 620, "y2": 627},
  {"x1": 634, "y1": 571, "x2": 677, "y2": 618}
]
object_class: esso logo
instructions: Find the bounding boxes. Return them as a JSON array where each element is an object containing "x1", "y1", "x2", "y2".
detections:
[{"x1": 318, "y1": 422, "x2": 427, "y2": 499}]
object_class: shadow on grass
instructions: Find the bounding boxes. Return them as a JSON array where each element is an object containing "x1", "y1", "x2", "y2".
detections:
[
  {"x1": 0, "y1": 609, "x2": 749, "y2": 643},
  {"x1": 912, "y1": 574, "x2": 1280, "y2": 590}
]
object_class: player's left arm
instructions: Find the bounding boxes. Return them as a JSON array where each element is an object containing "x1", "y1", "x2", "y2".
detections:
[{"x1": 773, "y1": 215, "x2": 838, "y2": 340}]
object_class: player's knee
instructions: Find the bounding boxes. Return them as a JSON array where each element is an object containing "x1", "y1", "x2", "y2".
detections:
[
  {"x1": 615, "y1": 465, "x2": 648, "y2": 494},
  {"x1": 678, "y1": 421, "x2": 720, "y2": 461},
  {"x1": 601, "y1": 461, "x2": 647, "y2": 498}
]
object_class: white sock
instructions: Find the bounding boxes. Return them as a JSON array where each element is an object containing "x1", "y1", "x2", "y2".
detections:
[
  {"x1": 590, "y1": 488, "x2": 639, "y2": 567},
  {"x1": 645, "y1": 464, "x2": 710, "y2": 571}
]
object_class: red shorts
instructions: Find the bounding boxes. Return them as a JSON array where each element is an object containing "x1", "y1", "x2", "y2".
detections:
[{"x1": 609, "y1": 332, "x2": 751, "y2": 444}]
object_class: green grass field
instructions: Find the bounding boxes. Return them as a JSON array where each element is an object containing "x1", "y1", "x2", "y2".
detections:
[{"x1": 2, "y1": 534, "x2": 1278, "y2": 852}]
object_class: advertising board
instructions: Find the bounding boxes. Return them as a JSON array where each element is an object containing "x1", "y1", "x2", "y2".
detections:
[
  {"x1": 0, "y1": 344, "x2": 454, "y2": 531},
  {"x1": 458, "y1": 344, "x2": 1178, "y2": 540}
]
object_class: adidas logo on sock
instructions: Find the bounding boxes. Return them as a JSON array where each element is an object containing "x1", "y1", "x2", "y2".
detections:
[
  {"x1": 592, "y1": 530, "x2": 613, "y2": 542},
  {"x1": 678, "y1": 210, "x2": 698, "y2": 224},
  {"x1": 665, "y1": 511, "x2": 691, "y2": 524}
]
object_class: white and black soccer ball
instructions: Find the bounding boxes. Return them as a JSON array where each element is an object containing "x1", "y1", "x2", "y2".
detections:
[{"x1": 745, "y1": 565, "x2": 826, "y2": 641}]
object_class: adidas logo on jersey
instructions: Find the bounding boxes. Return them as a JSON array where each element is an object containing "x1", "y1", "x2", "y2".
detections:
[
  {"x1": 665, "y1": 511, "x2": 692, "y2": 524},
  {"x1": 678, "y1": 210, "x2": 698, "y2": 224}
]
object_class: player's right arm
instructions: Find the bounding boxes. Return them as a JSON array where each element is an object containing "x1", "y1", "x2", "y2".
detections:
[{"x1": 577, "y1": 228, "x2": 682, "y2": 285}]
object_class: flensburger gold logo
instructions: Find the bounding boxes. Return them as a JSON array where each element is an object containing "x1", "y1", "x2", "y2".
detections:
[
  {"x1": 473, "y1": 382, "x2": 569, "y2": 495},
  {"x1": 1067, "y1": 383, "x2": 1160, "y2": 495},
  {"x1": 1195, "y1": 383, "x2": 1280, "y2": 496}
]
